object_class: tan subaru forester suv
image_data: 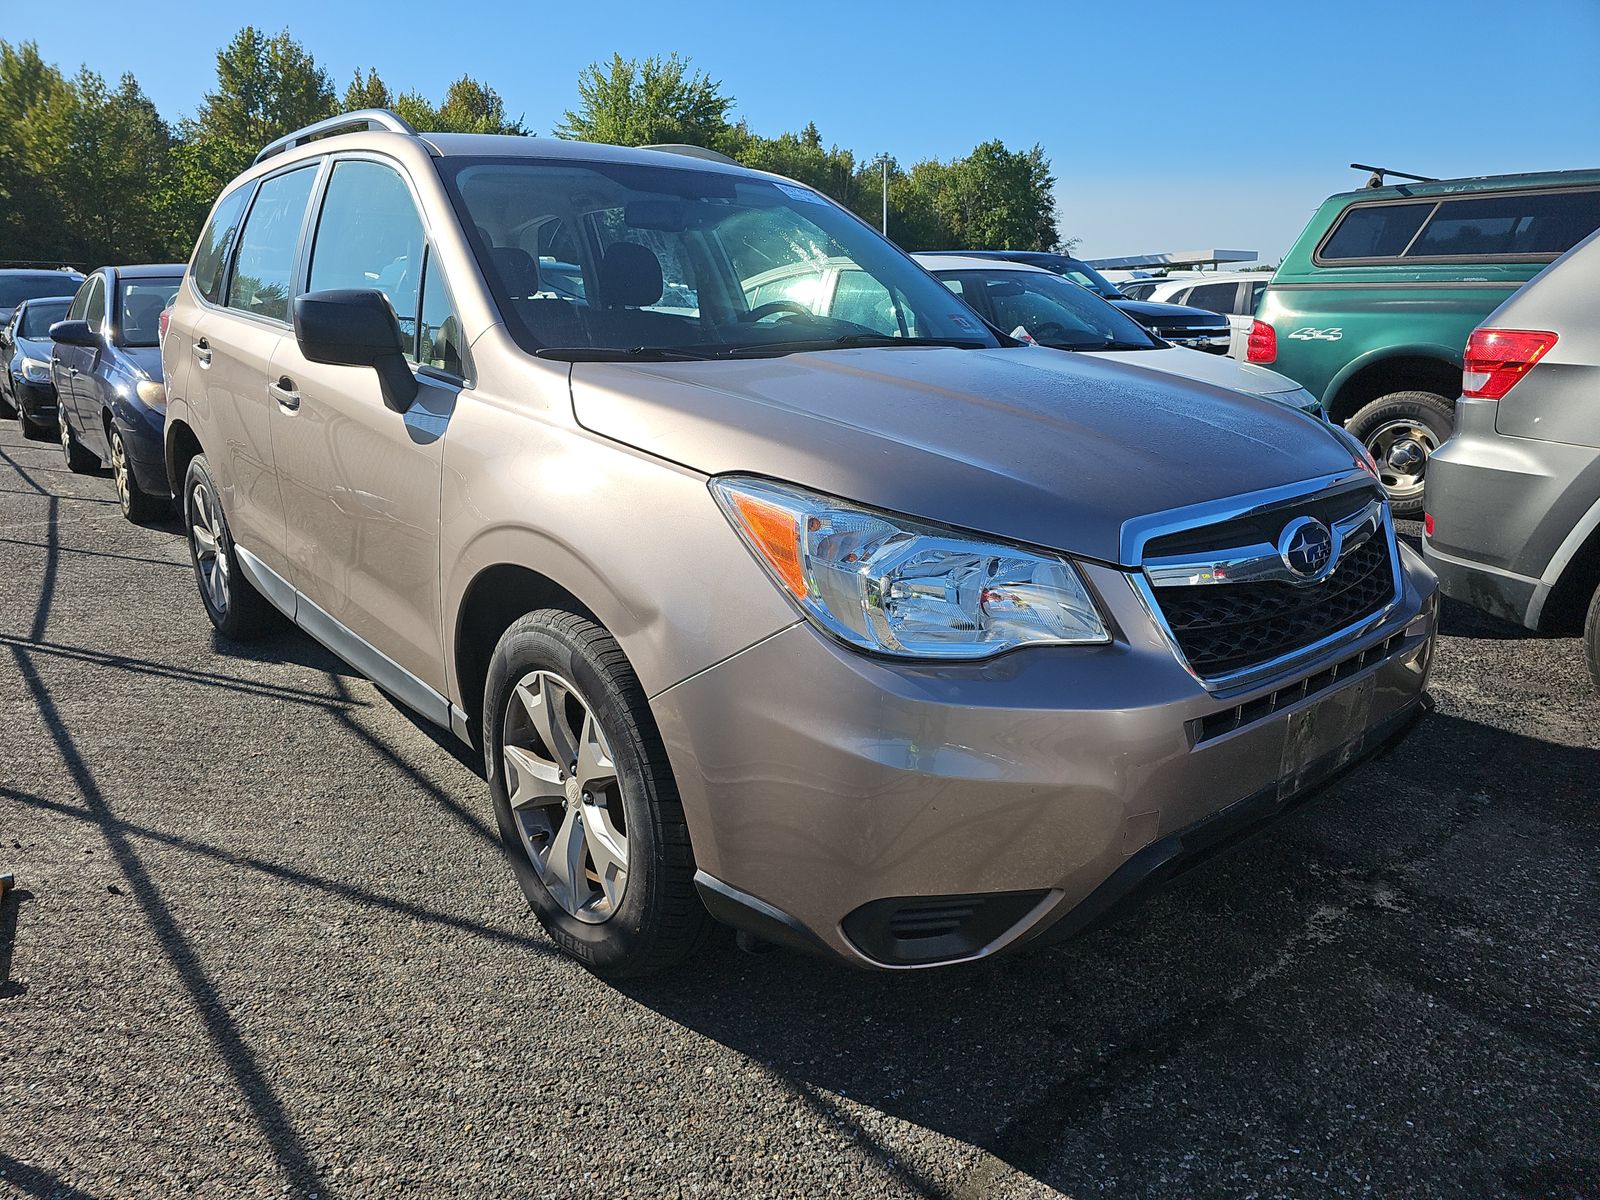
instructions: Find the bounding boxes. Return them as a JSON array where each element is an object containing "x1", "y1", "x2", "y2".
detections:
[{"x1": 162, "y1": 111, "x2": 1438, "y2": 976}]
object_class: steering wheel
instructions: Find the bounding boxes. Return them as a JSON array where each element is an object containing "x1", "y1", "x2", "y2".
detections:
[
  {"x1": 1028, "y1": 321, "x2": 1077, "y2": 343},
  {"x1": 740, "y1": 300, "x2": 814, "y2": 324}
]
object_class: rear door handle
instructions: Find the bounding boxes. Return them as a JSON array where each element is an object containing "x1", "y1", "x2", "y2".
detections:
[
  {"x1": 269, "y1": 376, "x2": 300, "y2": 411},
  {"x1": 193, "y1": 338, "x2": 212, "y2": 368}
]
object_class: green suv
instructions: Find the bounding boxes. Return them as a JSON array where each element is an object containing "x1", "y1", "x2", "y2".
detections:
[{"x1": 1251, "y1": 169, "x2": 1600, "y2": 514}]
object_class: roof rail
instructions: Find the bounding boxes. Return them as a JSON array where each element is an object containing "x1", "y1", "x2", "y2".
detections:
[
  {"x1": 255, "y1": 108, "x2": 418, "y2": 165},
  {"x1": 641, "y1": 143, "x2": 739, "y2": 166}
]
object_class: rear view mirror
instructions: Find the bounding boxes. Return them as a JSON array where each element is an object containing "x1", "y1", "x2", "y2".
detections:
[
  {"x1": 293, "y1": 289, "x2": 417, "y2": 413},
  {"x1": 49, "y1": 320, "x2": 99, "y2": 347},
  {"x1": 625, "y1": 199, "x2": 695, "y2": 232}
]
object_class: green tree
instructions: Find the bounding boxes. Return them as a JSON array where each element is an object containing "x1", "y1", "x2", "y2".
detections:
[
  {"x1": 553, "y1": 53, "x2": 732, "y2": 147},
  {"x1": 342, "y1": 67, "x2": 392, "y2": 111},
  {"x1": 169, "y1": 27, "x2": 334, "y2": 250},
  {"x1": 430, "y1": 76, "x2": 528, "y2": 134},
  {"x1": 933, "y1": 141, "x2": 1059, "y2": 251},
  {"x1": 0, "y1": 41, "x2": 76, "y2": 262},
  {"x1": 732, "y1": 123, "x2": 863, "y2": 209}
]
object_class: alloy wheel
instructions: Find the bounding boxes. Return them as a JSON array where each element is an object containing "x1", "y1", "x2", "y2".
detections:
[
  {"x1": 110, "y1": 430, "x2": 131, "y2": 514},
  {"x1": 189, "y1": 481, "x2": 230, "y2": 615},
  {"x1": 1365, "y1": 418, "x2": 1440, "y2": 503},
  {"x1": 501, "y1": 669, "x2": 628, "y2": 924}
]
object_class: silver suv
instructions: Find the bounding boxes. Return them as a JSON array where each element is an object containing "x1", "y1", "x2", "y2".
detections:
[
  {"x1": 1424, "y1": 227, "x2": 1600, "y2": 686},
  {"x1": 162, "y1": 111, "x2": 1438, "y2": 976}
]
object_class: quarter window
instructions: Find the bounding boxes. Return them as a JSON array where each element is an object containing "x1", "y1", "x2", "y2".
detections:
[
  {"x1": 66, "y1": 278, "x2": 91, "y2": 321},
  {"x1": 418, "y1": 250, "x2": 466, "y2": 376},
  {"x1": 1183, "y1": 282, "x2": 1241, "y2": 315},
  {"x1": 83, "y1": 275, "x2": 107, "y2": 332},
  {"x1": 228, "y1": 165, "x2": 318, "y2": 323},
  {"x1": 192, "y1": 183, "x2": 254, "y2": 305},
  {"x1": 1319, "y1": 202, "x2": 1433, "y2": 261}
]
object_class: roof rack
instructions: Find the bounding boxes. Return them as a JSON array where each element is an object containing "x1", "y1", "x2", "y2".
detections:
[
  {"x1": 1351, "y1": 162, "x2": 1439, "y2": 190},
  {"x1": 255, "y1": 109, "x2": 418, "y2": 165},
  {"x1": 641, "y1": 143, "x2": 739, "y2": 166}
]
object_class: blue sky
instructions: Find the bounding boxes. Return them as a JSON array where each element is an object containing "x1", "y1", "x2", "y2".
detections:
[{"x1": 9, "y1": 0, "x2": 1598, "y2": 263}]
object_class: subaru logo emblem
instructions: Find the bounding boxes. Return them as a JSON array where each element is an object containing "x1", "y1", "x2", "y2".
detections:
[{"x1": 1279, "y1": 516, "x2": 1333, "y2": 579}]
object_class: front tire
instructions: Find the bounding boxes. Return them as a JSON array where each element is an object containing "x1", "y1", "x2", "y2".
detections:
[
  {"x1": 59, "y1": 410, "x2": 98, "y2": 472},
  {"x1": 1585, "y1": 581, "x2": 1600, "y2": 692},
  {"x1": 110, "y1": 425, "x2": 167, "y2": 523},
  {"x1": 1345, "y1": 390, "x2": 1455, "y2": 516},
  {"x1": 484, "y1": 610, "x2": 710, "y2": 977},
  {"x1": 183, "y1": 455, "x2": 274, "y2": 640}
]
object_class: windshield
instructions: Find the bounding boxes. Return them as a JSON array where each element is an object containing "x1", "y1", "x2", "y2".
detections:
[
  {"x1": 1057, "y1": 261, "x2": 1124, "y2": 300},
  {"x1": 935, "y1": 269, "x2": 1160, "y2": 352},
  {"x1": 440, "y1": 158, "x2": 999, "y2": 358},
  {"x1": 118, "y1": 278, "x2": 181, "y2": 347},
  {"x1": 18, "y1": 298, "x2": 71, "y2": 336},
  {"x1": 0, "y1": 274, "x2": 80, "y2": 309}
]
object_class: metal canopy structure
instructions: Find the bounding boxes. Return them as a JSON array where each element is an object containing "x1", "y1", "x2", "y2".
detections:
[{"x1": 1083, "y1": 249, "x2": 1258, "y2": 271}]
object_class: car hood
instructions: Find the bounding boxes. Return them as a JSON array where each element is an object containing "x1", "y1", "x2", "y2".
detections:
[
  {"x1": 570, "y1": 346, "x2": 1355, "y2": 565},
  {"x1": 1090, "y1": 346, "x2": 1303, "y2": 395},
  {"x1": 15, "y1": 335, "x2": 54, "y2": 360},
  {"x1": 1111, "y1": 297, "x2": 1227, "y2": 325}
]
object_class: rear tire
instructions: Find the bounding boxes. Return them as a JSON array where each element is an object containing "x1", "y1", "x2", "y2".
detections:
[
  {"x1": 1584, "y1": 581, "x2": 1600, "y2": 692},
  {"x1": 109, "y1": 424, "x2": 167, "y2": 524},
  {"x1": 483, "y1": 609, "x2": 711, "y2": 977},
  {"x1": 59, "y1": 410, "x2": 98, "y2": 472},
  {"x1": 1345, "y1": 390, "x2": 1455, "y2": 517},
  {"x1": 183, "y1": 455, "x2": 274, "y2": 640}
]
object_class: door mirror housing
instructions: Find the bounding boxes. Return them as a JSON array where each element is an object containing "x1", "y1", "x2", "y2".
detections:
[
  {"x1": 49, "y1": 320, "x2": 100, "y2": 348},
  {"x1": 292, "y1": 289, "x2": 418, "y2": 413}
]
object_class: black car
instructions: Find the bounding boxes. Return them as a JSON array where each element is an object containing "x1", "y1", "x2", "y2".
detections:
[
  {"x1": 0, "y1": 267, "x2": 85, "y2": 329},
  {"x1": 50, "y1": 264, "x2": 184, "y2": 522},
  {"x1": 1, "y1": 295, "x2": 75, "y2": 436},
  {"x1": 921, "y1": 250, "x2": 1232, "y2": 354}
]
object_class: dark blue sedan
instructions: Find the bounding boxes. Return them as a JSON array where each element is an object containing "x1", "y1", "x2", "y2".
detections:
[{"x1": 50, "y1": 264, "x2": 183, "y2": 522}]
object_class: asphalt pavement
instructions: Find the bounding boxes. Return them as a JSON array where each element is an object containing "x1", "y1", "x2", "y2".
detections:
[{"x1": 1, "y1": 414, "x2": 1596, "y2": 1199}]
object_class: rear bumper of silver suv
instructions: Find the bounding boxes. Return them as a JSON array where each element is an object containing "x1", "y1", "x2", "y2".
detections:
[{"x1": 654, "y1": 515, "x2": 1437, "y2": 969}]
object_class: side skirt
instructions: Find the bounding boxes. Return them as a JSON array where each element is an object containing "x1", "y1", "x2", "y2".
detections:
[{"x1": 233, "y1": 544, "x2": 463, "y2": 741}]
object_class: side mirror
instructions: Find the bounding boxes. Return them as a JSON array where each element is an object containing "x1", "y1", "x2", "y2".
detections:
[
  {"x1": 50, "y1": 320, "x2": 99, "y2": 348},
  {"x1": 292, "y1": 289, "x2": 418, "y2": 413}
]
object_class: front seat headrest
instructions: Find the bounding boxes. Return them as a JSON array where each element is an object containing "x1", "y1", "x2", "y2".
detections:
[
  {"x1": 598, "y1": 241, "x2": 664, "y2": 308},
  {"x1": 489, "y1": 246, "x2": 541, "y2": 298}
]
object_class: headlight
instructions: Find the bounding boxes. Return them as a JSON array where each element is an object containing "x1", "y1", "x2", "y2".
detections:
[
  {"x1": 135, "y1": 378, "x2": 166, "y2": 408},
  {"x1": 712, "y1": 476, "x2": 1109, "y2": 659},
  {"x1": 21, "y1": 357, "x2": 50, "y2": 384}
]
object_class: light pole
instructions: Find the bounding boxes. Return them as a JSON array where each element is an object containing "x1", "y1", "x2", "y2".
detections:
[{"x1": 873, "y1": 153, "x2": 890, "y2": 235}]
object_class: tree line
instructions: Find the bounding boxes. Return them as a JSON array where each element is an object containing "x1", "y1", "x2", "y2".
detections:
[{"x1": 0, "y1": 30, "x2": 1064, "y2": 270}]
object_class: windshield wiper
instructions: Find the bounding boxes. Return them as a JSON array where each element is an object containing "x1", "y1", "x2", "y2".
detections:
[
  {"x1": 534, "y1": 345, "x2": 714, "y2": 362},
  {"x1": 720, "y1": 333, "x2": 987, "y2": 358}
]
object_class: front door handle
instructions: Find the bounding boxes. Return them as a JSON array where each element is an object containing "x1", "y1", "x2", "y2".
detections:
[
  {"x1": 193, "y1": 338, "x2": 212, "y2": 368},
  {"x1": 269, "y1": 376, "x2": 300, "y2": 411}
]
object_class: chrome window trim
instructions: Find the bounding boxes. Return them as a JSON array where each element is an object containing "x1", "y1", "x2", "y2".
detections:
[{"x1": 1121, "y1": 472, "x2": 1404, "y2": 695}]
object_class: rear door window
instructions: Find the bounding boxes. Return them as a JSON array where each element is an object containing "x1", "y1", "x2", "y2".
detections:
[{"x1": 228, "y1": 165, "x2": 318, "y2": 323}]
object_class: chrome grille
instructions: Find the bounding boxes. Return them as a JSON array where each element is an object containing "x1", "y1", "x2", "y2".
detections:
[{"x1": 1140, "y1": 484, "x2": 1400, "y2": 686}]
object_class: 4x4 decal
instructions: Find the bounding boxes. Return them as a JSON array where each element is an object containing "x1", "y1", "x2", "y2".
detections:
[{"x1": 1288, "y1": 326, "x2": 1344, "y2": 342}]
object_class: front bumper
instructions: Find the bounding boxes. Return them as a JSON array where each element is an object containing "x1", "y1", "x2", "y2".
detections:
[
  {"x1": 12, "y1": 377, "x2": 57, "y2": 423},
  {"x1": 1422, "y1": 397, "x2": 1600, "y2": 629},
  {"x1": 655, "y1": 551, "x2": 1437, "y2": 968},
  {"x1": 114, "y1": 406, "x2": 173, "y2": 500}
]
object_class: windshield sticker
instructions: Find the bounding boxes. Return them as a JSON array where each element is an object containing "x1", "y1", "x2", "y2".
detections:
[
  {"x1": 776, "y1": 183, "x2": 828, "y2": 205},
  {"x1": 950, "y1": 315, "x2": 976, "y2": 329}
]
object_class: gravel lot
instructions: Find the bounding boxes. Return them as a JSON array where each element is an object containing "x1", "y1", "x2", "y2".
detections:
[{"x1": 2, "y1": 414, "x2": 1597, "y2": 1199}]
